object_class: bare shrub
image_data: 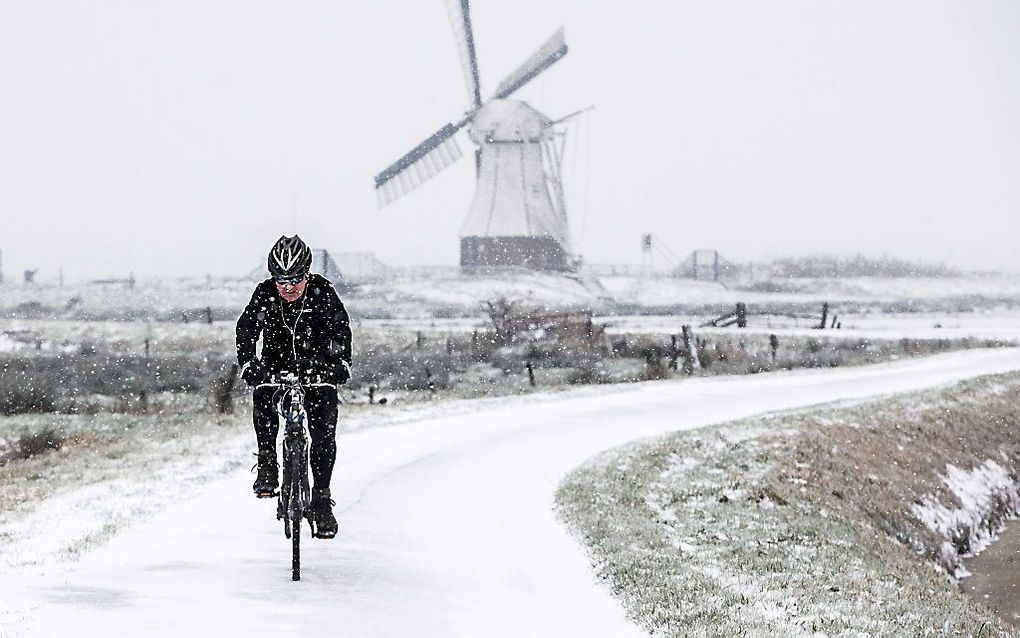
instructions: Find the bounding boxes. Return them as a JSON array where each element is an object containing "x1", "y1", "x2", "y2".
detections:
[
  {"x1": 0, "y1": 385, "x2": 57, "y2": 415},
  {"x1": 0, "y1": 353, "x2": 231, "y2": 415},
  {"x1": 11, "y1": 424, "x2": 65, "y2": 459}
]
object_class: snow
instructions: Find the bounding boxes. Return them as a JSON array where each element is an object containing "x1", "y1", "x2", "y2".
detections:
[
  {"x1": 912, "y1": 459, "x2": 1020, "y2": 572},
  {"x1": 1, "y1": 349, "x2": 1020, "y2": 636},
  {"x1": 3, "y1": 272, "x2": 1019, "y2": 321},
  {"x1": 603, "y1": 309, "x2": 1020, "y2": 342}
]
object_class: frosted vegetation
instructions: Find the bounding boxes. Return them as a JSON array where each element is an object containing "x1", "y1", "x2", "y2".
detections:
[
  {"x1": 0, "y1": 317, "x2": 997, "y2": 440},
  {"x1": 556, "y1": 372, "x2": 1020, "y2": 635}
]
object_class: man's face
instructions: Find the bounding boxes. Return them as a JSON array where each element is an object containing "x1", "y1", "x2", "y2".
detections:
[{"x1": 275, "y1": 274, "x2": 308, "y2": 303}]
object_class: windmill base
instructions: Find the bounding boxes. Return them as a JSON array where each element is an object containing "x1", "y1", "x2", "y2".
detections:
[{"x1": 460, "y1": 236, "x2": 571, "y2": 272}]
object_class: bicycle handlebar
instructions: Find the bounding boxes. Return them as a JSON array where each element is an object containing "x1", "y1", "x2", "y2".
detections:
[{"x1": 256, "y1": 378, "x2": 338, "y2": 390}]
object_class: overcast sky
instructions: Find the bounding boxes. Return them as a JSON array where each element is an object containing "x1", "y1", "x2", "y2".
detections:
[{"x1": 1, "y1": 1, "x2": 1018, "y2": 279}]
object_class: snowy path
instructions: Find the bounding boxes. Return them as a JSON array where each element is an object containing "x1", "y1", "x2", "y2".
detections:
[{"x1": 4, "y1": 349, "x2": 1020, "y2": 637}]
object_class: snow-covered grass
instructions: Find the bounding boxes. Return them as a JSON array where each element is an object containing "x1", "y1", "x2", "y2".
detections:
[
  {"x1": 600, "y1": 273, "x2": 1020, "y2": 311},
  {"x1": 0, "y1": 410, "x2": 252, "y2": 570},
  {"x1": 556, "y1": 372, "x2": 1020, "y2": 635},
  {"x1": 3, "y1": 271, "x2": 1019, "y2": 321}
]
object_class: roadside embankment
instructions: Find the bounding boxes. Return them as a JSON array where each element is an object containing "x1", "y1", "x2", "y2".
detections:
[{"x1": 557, "y1": 372, "x2": 1020, "y2": 635}]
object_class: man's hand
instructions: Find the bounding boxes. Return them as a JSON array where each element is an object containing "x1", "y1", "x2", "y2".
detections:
[
  {"x1": 241, "y1": 359, "x2": 267, "y2": 386},
  {"x1": 334, "y1": 361, "x2": 351, "y2": 386},
  {"x1": 316, "y1": 360, "x2": 350, "y2": 385}
]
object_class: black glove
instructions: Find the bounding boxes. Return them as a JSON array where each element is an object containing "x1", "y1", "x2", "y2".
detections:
[
  {"x1": 241, "y1": 359, "x2": 267, "y2": 387},
  {"x1": 317, "y1": 360, "x2": 350, "y2": 385},
  {"x1": 334, "y1": 361, "x2": 351, "y2": 386}
]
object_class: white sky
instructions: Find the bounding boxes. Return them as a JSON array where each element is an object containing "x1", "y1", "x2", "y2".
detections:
[{"x1": 0, "y1": 1, "x2": 1018, "y2": 279}]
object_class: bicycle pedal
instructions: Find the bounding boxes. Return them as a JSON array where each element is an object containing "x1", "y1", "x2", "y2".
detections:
[
  {"x1": 312, "y1": 531, "x2": 337, "y2": 540},
  {"x1": 255, "y1": 489, "x2": 279, "y2": 499}
]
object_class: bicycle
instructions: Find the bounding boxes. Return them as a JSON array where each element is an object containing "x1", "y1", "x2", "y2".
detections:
[{"x1": 259, "y1": 372, "x2": 314, "y2": 581}]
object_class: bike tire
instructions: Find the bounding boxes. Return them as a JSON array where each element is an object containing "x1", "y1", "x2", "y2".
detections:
[{"x1": 291, "y1": 473, "x2": 302, "y2": 581}]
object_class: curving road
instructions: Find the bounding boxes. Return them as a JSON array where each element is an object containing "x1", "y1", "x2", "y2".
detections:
[{"x1": 5, "y1": 349, "x2": 1020, "y2": 637}]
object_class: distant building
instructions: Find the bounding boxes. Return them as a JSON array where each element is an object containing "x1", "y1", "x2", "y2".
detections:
[{"x1": 248, "y1": 249, "x2": 392, "y2": 289}]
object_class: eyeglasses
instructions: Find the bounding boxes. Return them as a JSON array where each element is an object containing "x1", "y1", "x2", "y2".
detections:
[{"x1": 274, "y1": 275, "x2": 305, "y2": 286}]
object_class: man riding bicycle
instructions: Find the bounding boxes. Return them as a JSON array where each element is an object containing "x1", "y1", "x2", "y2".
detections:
[{"x1": 236, "y1": 235, "x2": 352, "y2": 539}]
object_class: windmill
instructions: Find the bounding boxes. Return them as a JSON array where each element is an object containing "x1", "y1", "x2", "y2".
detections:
[{"x1": 374, "y1": 1, "x2": 578, "y2": 272}]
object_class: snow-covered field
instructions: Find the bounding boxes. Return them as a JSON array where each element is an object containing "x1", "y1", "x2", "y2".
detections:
[
  {"x1": 603, "y1": 308, "x2": 1020, "y2": 342},
  {"x1": 3, "y1": 271, "x2": 1018, "y2": 320},
  {"x1": 2, "y1": 269, "x2": 1019, "y2": 635},
  {"x1": 2, "y1": 349, "x2": 1019, "y2": 636}
]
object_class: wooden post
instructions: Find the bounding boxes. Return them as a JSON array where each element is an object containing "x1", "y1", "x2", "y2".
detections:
[
  {"x1": 830, "y1": 314, "x2": 838, "y2": 329},
  {"x1": 526, "y1": 361, "x2": 536, "y2": 387},
  {"x1": 681, "y1": 325, "x2": 699, "y2": 375},
  {"x1": 417, "y1": 331, "x2": 424, "y2": 349},
  {"x1": 769, "y1": 334, "x2": 779, "y2": 361},
  {"x1": 144, "y1": 338, "x2": 150, "y2": 358},
  {"x1": 735, "y1": 302, "x2": 747, "y2": 328},
  {"x1": 425, "y1": 366, "x2": 435, "y2": 395},
  {"x1": 206, "y1": 306, "x2": 213, "y2": 325},
  {"x1": 669, "y1": 335, "x2": 679, "y2": 371},
  {"x1": 818, "y1": 302, "x2": 829, "y2": 330},
  {"x1": 368, "y1": 386, "x2": 376, "y2": 405},
  {"x1": 212, "y1": 364, "x2": 239, "y2": 414}
]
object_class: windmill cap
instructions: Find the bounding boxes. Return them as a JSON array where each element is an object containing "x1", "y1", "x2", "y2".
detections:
[{"x1": 469, "y1": 99, "x2": 553, "y2": 144}]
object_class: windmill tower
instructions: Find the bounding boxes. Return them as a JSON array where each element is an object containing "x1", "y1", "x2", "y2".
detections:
[{"x1": 374, "y1": 1, "x2": 577, "y2": 272}]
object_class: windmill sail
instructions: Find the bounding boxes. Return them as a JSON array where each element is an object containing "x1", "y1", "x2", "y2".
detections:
[
  {"x1": 374, "y1": 122, "x2": 466, "y2": 207},
  {"x1": 493, "y1": 28, "x2": 568, "y2": 100},
  {"x1": 445, "y1": 0, "x2": 482, "y2": 108}
]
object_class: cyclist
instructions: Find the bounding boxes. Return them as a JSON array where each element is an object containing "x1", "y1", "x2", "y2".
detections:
[{"x1": 236, "y1": 234, "x2": 352, "y2": 539}]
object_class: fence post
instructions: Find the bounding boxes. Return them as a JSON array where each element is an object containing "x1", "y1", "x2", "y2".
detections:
[
  {"x1": 526, "y1": 361, "x2": 536, "y2": 387},
  {"x1": 669, "y1": 335, "x2": 679, "y2": 371},
  {"x1": 681, "y1": 325, "x2": 699, "y2": 375},
  {"x1": 425, "y1": 366, "x2": 435, "y2": 396},
  {"x1": 818, "y1": 302, "x2": 829, "y2": 329},
  {"x1": 212, "y1": 364, "x2": 239, "y2": 414},
  {"x1": 736, "y1": 302, "x2": 747, "y2": 328},
  {"x1": 769, "y1": 334, "x2": 779, "y2": 361}
]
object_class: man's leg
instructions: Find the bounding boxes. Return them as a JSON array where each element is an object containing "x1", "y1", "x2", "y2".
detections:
[
  {"x1": 252, "y1": 386, "x2": 280, "y2": 497},
  {"x1": 305, "y1": 386, "x2": 339, "y2": 537}
]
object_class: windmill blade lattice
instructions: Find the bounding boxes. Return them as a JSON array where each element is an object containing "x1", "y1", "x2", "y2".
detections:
[
  {"x1": 493, "y1": 28, "x2": 568, "y2": 100},
  {"x1": 445, "y1": 0, "x2": 483, "y2": 108},
  {"x1": 374, "y1": 122, "x2": 466, "y2": 207}
]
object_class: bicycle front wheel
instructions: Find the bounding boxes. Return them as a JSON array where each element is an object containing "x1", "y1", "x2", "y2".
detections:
[{"x1": 290, "y1": 470, "x2": 302, "y2": 581}]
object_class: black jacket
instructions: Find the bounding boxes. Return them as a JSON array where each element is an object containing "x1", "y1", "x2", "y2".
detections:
[{"x1": 236, "y1": 274, "x2": 352, "y2": 384}]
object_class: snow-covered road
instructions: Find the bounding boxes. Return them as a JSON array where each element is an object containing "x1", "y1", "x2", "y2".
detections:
[{"x1": 5, "y1": 349, "x2": 1020, "y2": 637}]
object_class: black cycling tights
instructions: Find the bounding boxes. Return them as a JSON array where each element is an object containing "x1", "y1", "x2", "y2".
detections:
[{"x1": 252, "y1": 386, "x2": 338, "y2": 490}]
